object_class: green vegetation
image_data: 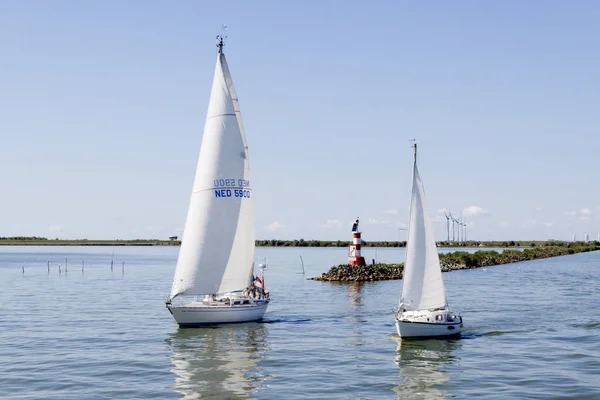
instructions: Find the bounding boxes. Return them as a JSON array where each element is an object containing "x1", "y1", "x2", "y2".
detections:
[
  {"x1": 438, "y1": 241, "x2": 600, "y2": 269},
  {"x1": 0, "y1": 237, "x2": 181, "y2": 246},
  {"x1": 256, "y1": 239, "x2": 571, "y2": 248}
]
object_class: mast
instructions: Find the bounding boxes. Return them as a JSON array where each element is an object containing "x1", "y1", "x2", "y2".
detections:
[
  {"x1": 413, "y1": 142, "x2": 417, "y2": 163},
  {"x1": 216, "y1": 34, "x2": 225, "y2": 54}
]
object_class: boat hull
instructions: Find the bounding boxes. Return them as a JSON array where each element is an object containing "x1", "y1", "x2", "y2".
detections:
[
  {"x1": 168, "y1": 302, "x2": 268, "y2": 326},
  {"x1": 395, "y1": 319, "x2": 462, "y2": 338}
]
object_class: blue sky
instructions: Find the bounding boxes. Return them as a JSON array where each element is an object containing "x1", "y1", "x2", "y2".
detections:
[{"x1": 1, "y1": 1, "x2": 599, "y2": 241}]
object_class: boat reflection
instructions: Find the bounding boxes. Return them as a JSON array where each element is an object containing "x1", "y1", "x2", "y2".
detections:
[
  {"x1": 392, "y1": 337, "x2": 460, "y2": 399},
  {"x1": 166, "y1": 323, "x2": 269, "y2": 399}
]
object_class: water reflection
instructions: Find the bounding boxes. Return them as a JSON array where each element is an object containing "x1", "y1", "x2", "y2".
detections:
[
  {"x1": 347, "y1": 282, "x2": 362, "y2": 307},
  {"x1": 392, "y1": 338, "x2": 460, "y2": 399},
  {"x1": 349, "y1": 282, "x2": 366, "y2": 350},
  {"x1": 166, "y1": 323, "x2": 269, "y2": 399}
]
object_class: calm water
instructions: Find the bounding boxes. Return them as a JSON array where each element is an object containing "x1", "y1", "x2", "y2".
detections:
[{"x1": 1, "y1": 246, "x2": 599, "y2": 399}]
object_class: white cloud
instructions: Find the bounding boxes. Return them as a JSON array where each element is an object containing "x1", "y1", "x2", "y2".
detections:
[
  {"x1": 383, "y1": 209, "x2": 398, "y2": 215},
  {"x1": 265, "y1": 221, "x2": 284, "y2": 232},
  {"x1": 521, "y1": 219, "x2": 537, "y2": 228},
  {"x1": 462, "y1": 205, "x2": 490, "y2": 217},
  {"x1": 566, "y1": 208, "x2": 594, "y2": 220},
  {"x1": 498, "y1": 221, "x2": 511, "y2": 227},
  {"x1": 431, "y1": 208, "x2": 450, "y2": 222},
  {"x1": 543, "y1": 222, "x2": 553, "y2": 228},
  {"x1": 368, "y1": 217, "x2": 392, "y2": 225},
  {"x1": 580, "y1": 208, "x2": 593, "y2": 220},
  {"x1": 322, "y1": 219, "x2": 342, "y2": 229},
  {"x1": 49, "y1": 224, "x2": 62, "y2": 234}
]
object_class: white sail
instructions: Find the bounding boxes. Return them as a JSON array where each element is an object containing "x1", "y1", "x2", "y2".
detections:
[
  {"x1": 399, "y1": 158, "x2": 447, "y2": 311},
  {"x1": 216, "y1": 53, "x2": 255, "y2": 294},
  {"x1": 170, "y1": 51, "x2": 254, "y2": 298}
]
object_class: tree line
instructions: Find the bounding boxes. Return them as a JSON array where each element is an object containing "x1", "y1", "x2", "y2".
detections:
[{"x1": 254, "y1": 239, "x2": 577, "y2": 248}]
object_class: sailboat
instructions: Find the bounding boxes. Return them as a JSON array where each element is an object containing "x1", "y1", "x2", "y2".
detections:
[
  {"x1": 166, "y1": 36, "x2": 269, "y2": 326},
  {"x1": 394, "y1": 143, "x2": 462, "y2": 338}
]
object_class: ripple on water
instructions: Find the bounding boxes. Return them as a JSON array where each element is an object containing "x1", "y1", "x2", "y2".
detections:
[{"x1": 2, "y1": 247, "x2": 600, "y2": 399}]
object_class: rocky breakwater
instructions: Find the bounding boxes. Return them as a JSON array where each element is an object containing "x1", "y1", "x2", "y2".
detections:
[
  {"x1": 311, "y1": 243, "x2": 600, "y2": 282},
  {"x1": 310, "y1": 263, "x2": 403, "y2": 281}
]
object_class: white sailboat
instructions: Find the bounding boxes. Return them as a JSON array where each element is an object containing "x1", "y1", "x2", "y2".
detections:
[
  {"x1": 166, "y1": 36, "x2": 269, "y2": 326},
  {"x1": 395, "y1": 143, "x2": 462, "y2": 338}
]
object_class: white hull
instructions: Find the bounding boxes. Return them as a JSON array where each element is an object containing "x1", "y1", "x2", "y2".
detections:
[
  {"x1": 395, "y1": 309, "x2": 462, "y2": 338},
  {"x1": 168, "y1": 301, "x2": 268, "y2": 326},
  {"x1": 395, "y1": 319, "x2": 461, "y2": 338}
]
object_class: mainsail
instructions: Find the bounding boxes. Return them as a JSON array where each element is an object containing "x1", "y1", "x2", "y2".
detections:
[
  {"x1": 170, "y1": 48, "x2": 255, "y2": 298},
  {"x1": 399, "y1": 150, "x2": 447, "y2": 311}
]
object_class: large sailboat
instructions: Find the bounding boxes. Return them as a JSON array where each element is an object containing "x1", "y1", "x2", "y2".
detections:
[
  {"x1": 166, "y1": 36, "x2": 269, "y2": 326},
  {"x1": 394, "y1": 143, "x2": 462, "y2": 338}
]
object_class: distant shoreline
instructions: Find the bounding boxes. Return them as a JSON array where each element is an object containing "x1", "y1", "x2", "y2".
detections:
[
  {"x1": 0, "y1": 238, "x2": 586, "y2": 247},
  {"x1": 0, "y1": 240, "x2": 181, "y2": 246}
]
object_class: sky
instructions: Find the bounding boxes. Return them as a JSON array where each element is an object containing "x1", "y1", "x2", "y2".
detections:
[{"x1": 1, "y1": 1, "x2": 599, "y2": 242}]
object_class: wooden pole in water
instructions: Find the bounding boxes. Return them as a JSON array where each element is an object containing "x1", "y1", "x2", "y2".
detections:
[
  {"x1": 299, "y1": 255, "x2": 305, "y2": 275},
  {"x1": 65, "y1": 257, "x2": 68, "y2": 273},
  {"x1": 82, "y1": 260, "x2": 84, "y2": 273},
  {"x1": 47, "y1": 260, "x2": 50, "y2": 273},
  {"x1": 110, "y1": 244, "x2": 115, "y2": 271},
  {"x1": 122, "y1": 261, "x2": 124, "y2": 274},
  {"x1": 22, "y1": 266, "x2": 24, "y2": 274},
  {"x1": 58, "y1": 264, "x2": 62, "y2": 274}
]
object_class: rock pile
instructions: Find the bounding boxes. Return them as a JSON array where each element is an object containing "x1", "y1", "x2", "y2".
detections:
[{"x1": 311, "y1": 264, "x2": 403, "y2": 281}]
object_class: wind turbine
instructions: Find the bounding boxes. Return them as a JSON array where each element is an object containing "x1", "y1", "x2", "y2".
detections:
[
  {"x1": 444, "y1": 212, "x2": 451, "y2": 242},
  {"x1": 455, "y1": 217, "x2": 460, "y2": 242},
  {"x1": 449, "y1": 213, "x2": 456, "y2": 242}
]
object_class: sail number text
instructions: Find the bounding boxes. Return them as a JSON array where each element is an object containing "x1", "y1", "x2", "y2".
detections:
[
  {"x1": 213, "y1": 178, "x2": 251, "y2": 199},
  {"x1": 214, "y1": 189, "x2": 251, "y2": 198},
  {"x1": 214, "y1": 179, "x2": 250, "y2": 188}
]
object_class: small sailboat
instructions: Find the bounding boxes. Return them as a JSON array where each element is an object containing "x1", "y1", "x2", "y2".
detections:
[
  {"x1": 395, "y1": 143, "x2": 462, "y2": 338},
  {"x1": 166, "y1": 36, "x2": 269, "y2": 326}
]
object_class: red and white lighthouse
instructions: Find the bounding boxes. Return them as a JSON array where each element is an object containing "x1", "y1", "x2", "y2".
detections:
[{"x1": 348, "y1": 218, "x2": 366, "y2": 266}]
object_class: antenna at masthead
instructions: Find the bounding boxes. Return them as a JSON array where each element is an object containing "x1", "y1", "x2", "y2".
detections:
[
  {"x1": 410, "y1": 139, "x2": 417, "y2": 162},
  {"x1": 216, "y1": 35, "x2": 225, "y2": 53},
  {"x1": 216, "y1": 24, "x2": 228, "y2": 54}
]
